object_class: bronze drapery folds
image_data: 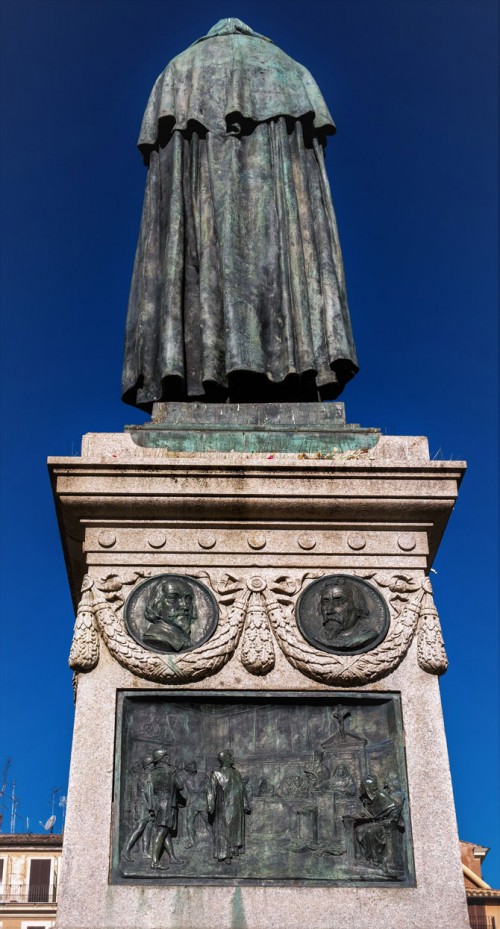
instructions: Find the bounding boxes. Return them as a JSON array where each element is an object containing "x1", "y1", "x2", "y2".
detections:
[{"x1": 122, "y1": 18, "x2": 358, "y2": 409}]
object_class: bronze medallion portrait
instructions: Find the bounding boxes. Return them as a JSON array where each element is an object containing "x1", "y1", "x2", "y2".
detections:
[
  {"x1": 124, "y1": 574, "x2": 218, "y2": 654},
  {"x1": 296, "y1": 575, "x2": 390, "y2": 655}
]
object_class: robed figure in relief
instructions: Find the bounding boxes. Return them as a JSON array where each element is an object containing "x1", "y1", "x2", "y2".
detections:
[
  {"x1": 207, "y1": 749, "x2": 251, "y2": 862},
  {"x1": 122, "y1": 18, "x2": 358, "y2": 409}
]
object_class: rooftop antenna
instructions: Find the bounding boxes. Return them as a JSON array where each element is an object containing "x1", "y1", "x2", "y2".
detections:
[
  {"x1": 59, "y1": 795, "x2": 67, "y2": 830},
  {"x1": 0, "y1": 758, "x2": 12, "y2": 832},
  {"x1": 39, "y1": 814, "x2": 57, "y2": 833},
  {"x1": 0, "y1": 759, "x2": 11, "y2": 800},
  {"x1": 10, "y1": 781, "x2": 18, "y2": 834},
  {"x1": 50, "y1": 786, "x2": 62, "y2": 819},
  {"x1": 38, "y1": 786, "x2": 63, "y2": 834}
]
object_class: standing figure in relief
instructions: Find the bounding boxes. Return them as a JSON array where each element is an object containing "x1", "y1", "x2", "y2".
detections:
[
  {"x1": 149, "y1": 749, "x2": 185, "y2": 869},
  {"x1": 207, "y1": 749, "x2": 251, "y2": 863},
  {"x1": 123, "y1": 753, "x2": 155, "y2": 861},
  {"x1": 181, "y1": 759, "x2": 212, "y2": 848}
]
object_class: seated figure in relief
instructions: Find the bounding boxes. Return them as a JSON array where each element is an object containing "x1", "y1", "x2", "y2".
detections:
[{"x1": 355, "y1": 775, "x2": 404, "y2": 868}]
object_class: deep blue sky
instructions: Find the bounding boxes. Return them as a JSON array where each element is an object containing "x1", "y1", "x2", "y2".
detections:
[{"x1": 1, "y1": 0, "x2": 498, "y2": 883}]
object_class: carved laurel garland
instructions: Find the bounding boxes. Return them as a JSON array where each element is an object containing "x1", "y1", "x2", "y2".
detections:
[
  {"x1": 69, "y1": 571, "x2": 246, "y2": 683},
  {"x1": 69, "y1": 570, "x2": 447, "y2": 685},
  {"x1": 266, "y1": 572, "x2": 447, "y2": 685}
]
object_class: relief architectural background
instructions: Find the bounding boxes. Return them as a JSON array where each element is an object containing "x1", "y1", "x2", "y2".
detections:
[{"x1": 112, "y1": 691, "x2": 414, "y2": 886}]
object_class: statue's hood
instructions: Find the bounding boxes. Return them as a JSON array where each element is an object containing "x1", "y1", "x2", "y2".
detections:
[
  {"x1": 138, "y1": 19, "x2": 335, "y2": 157},
  {"x1": 192, "y1": 17, "x2": 273, "y2": 44}
]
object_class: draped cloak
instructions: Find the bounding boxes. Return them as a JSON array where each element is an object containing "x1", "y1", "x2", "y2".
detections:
[{"x1": 122, "y1": 18, "x2": 359, "y2": 409}]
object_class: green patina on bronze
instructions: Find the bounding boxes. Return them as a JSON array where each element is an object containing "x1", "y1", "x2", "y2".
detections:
[
  {"x1": 111, "y1": 691, "x2": 415, "y2": 886},
  {"x1": 122, "y1": 19, "x2": 358, "y2": 410},
  {"x1": 126, "y1": 402, "x2": 380, "y2": 453}
]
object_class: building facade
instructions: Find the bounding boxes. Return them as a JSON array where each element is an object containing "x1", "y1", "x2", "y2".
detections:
[
  {"x1": 0, "y1": 834, "x2": 62, "y2": 929},
  {"x1": 461, "y1": 840, "x2": 500, "y2": 929}
]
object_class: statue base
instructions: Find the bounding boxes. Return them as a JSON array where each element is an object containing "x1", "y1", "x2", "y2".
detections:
[
  {"x1": 127, "y1": 401, "x2": 381, "y2": 454},
  {"x1": 49, "y1": 426, "x2": 469, "y2": 929}
]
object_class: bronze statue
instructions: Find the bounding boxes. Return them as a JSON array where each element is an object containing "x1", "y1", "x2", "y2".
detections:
[
  {"x1": 207, "y1": 749, "x2": 251, "y2": 862},
  {"x1": 122, "y1": 18, "x2": 358, "y2": 409}
]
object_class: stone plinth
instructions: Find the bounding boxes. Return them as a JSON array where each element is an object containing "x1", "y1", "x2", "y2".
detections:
[{"x1": 48, "y1": 429, "x2": 469, "y2": 929}]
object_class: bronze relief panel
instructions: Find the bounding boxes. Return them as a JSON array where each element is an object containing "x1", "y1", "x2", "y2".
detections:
[{"x1": 111, "y1": 691, "x2": 414, "y2": 886}]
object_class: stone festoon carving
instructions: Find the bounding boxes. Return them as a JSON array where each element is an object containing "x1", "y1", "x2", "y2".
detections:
[
  {"x1": 124, "y1": 574, "x2": 218, "y2": 654},
  {"x1": 70, "y1": 571, "x2": 448, "y2": 686},
  {"x1": 296, "y1": 574, "x2": 390, "y2": 654},
  {"x1": 122, "y1": 18, "x2": 358, "y2": 409},
  {"x1": 112, "y1": 692, "x2": 414, "y2": 885}
]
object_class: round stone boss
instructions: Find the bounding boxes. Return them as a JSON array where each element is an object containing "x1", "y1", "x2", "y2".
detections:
[
  {"x1": 124, "y1": 574, "x2": 218, "y2": 654},
  {"x1": 296, "y1": 574, "x2": 390, "y2": 655}
]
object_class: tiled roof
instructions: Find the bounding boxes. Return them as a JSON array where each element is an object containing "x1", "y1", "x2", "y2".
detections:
[
  {"x1": 0, "y1": 833, "x2": 63, "y2": 849},
  {"x1": 467, "y1": 889, "x2": 500, "y2": 899}
]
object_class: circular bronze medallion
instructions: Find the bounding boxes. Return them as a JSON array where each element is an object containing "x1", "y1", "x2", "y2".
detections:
[
  {"x1": 296, "y1": 574, "x2": 389, "y2": 655},
  {"x1": 124, "y1": 574, "x2": 218, "y2": 654}
]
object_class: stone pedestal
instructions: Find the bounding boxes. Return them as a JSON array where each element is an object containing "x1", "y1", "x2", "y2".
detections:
[{"x1": 49, "y1": 420, "x2": 469, "y2": 929}]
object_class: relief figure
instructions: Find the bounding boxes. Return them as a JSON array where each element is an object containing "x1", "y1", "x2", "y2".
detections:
[
  {"x1": 123, "y1": 753, "x2": 155, "y2": 861},
  {"x1": 319, "y1": 580, "x2": 379, "y2": 651},
  {"x1": 330, "y1": 763, "x2": 356, "y2": 798},
  {"x1": 355, "y1": 775, "x2": 404, "y2": 869},
  {"x1": 297, "y1": 575, "x2": 389, "y2": 655},
  {"x1": 149, "y1": 749, "x2": 186, "y2": 869},
  {"x1": 207, "y1": 749, "x2": 251, "y2": 862},
  {"x1": 304, "y1": 750, "x2": 331, "y2": 792},
  {"x1": 143, "y1": 577, "x2": 195, "y2": 652},
  {"x1": 181, "y1": 759, "x2": 212, "y2": 848}
]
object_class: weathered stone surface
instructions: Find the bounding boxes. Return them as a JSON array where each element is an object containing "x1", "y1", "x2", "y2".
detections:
[
  {"x1": 48, "y1": 432, "x2": 464, "y2": 609},
  {"x1": 50, "y1": 433, "x2": 469, "y2": 928},
  {"x1": 56, "y1": 647, "x2": 469, "y2": 928}
]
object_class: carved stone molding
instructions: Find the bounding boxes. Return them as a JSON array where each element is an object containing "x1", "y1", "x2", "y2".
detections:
[
  {"x1": 69, "y1": 570, "x2": 447, "y2": 686},
  {"x1": 266, "y1": 573, "x2": 447, "y2": 685}
]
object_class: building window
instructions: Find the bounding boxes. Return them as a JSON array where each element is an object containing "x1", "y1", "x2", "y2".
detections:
[
  {"x1": 28, "y1": 859, "x2": 51, "y2": 902},
  {"x1": 21, "y1": 923, "x2": 54, "y2": 929},
  {"x1": 469, "y1": 916, "x2": 496, "y2": 929}
]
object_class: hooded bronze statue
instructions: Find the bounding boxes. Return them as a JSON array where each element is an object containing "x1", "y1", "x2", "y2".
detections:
[{"x1": 122, "y1": 18, "x2": 358, "y2": 409}]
